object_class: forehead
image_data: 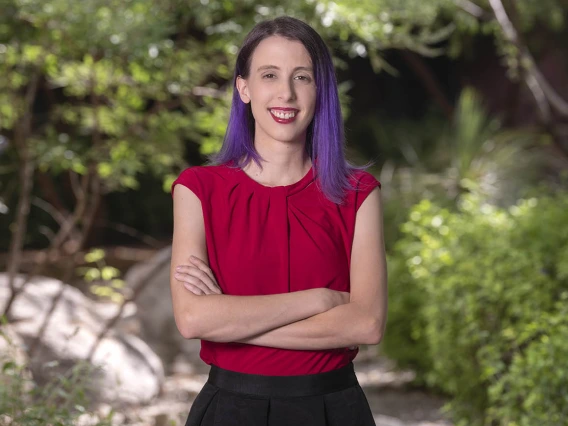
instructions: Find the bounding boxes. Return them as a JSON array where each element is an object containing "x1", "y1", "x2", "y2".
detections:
[{"x1": 250, "y1": 35, "x2": 312, "y2": 70}]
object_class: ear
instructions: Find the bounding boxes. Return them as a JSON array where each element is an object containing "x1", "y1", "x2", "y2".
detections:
[{"x1": 236, "y1": 76, "x2": 251, "y2": 104}]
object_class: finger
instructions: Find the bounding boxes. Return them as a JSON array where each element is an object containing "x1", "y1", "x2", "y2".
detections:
[
  {"x1": 183, "y1": 282, "x2": 205, "y2": 295},
  {"x1": 183, "y1": 260, "x2": 222, "y2": 294},
  {"x1": 186, "y1": 266, "x2": 220, "y2": 294},
  {"x1": 175, "y1": 264, "x2": 193, "y2": 274},
  {"x1": 176, "y1": 267, "x2": 222, "y2": 295},
  {"x1": 189, "y1": 256, "x2": 217, "y2": 282},
  {"x1": 174, "y1": 273, "x2": 214, "y2": 295},
  {"x1": 177, "y1": 261, "x2": 217, "y2": 288}
]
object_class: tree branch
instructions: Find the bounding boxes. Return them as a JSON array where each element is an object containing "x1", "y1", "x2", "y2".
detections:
[
  {"x1": 488, "y1": 0, "x2": 568, "y2": 118},
  {"x1": 453, "y1": 0, "x2": 491, "y2": 19}
]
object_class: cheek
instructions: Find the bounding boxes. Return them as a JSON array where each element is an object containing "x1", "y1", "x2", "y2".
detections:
[
  {"x1": 304, "y1": 95, "x2": 317, "y2": 120},
  {"x1": 249, "y1": 102, "x2": 266, "y2": 122},
  {"x1": 304, "y1": 87, "x2": 317, "y2": 112},
  {"x1": 248, "y1": 88, "x2": 269, "y2": 113}
]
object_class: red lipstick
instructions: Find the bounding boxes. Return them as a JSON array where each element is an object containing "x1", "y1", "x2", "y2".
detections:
[{"x1": 269, "y1": 107, "x2": 299, "y2": 124}]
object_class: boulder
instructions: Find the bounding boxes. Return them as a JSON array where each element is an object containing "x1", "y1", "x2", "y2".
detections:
[
  {"x1": 124, "y1": 247, "x2": 205, "y2": 374},
  {"x1": 0, "y1": 273, "x2": 164, "y2": 406}
]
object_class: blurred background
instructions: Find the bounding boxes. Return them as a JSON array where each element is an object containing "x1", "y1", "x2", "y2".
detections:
[{"x1": 1, "y1": 0, "x2": 567, "y2": 425}]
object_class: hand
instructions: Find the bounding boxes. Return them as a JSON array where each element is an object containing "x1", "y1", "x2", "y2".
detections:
[{"x1": 174, "y1": 256, "x2": 223, "y2": 295}]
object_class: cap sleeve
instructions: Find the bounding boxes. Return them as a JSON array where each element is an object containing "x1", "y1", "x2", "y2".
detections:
[
  {"x1": 171, "y1": 167, "x2": 203, "y2": 201},
  {"x1": 354, "y1": 171, "x2": 381, "y2": 211}
]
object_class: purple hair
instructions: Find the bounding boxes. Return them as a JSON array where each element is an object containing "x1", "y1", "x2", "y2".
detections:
[{"x1": 209, "y1": 16, "x2": 365, "y2": 203}]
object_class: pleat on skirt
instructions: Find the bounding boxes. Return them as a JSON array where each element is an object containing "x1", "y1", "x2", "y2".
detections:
[{"x1": 184, "y1": 362, "x2": 376, "y2": 426}]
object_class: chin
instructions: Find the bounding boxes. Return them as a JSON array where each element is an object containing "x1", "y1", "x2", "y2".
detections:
[
  {"x1": 273, "y1": 134, "x2": 306, "y2": 145},
  {"x1": 255, "y1": 122, "x2": 308, "y2": 145},
  {"x1": 271, "y1": 128, "x2": 308, "y2": 143}
]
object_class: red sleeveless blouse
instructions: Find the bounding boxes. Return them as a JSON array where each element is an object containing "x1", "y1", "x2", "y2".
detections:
[{"x1": 171, "y1": 163, "x2": 380, "y2": 375}]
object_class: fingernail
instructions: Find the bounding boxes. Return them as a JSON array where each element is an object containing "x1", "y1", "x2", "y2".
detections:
[{"x1": 176, "y1": 266, "x2": 181, "y2": 271}]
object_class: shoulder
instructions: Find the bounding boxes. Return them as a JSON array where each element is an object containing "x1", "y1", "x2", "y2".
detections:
[
  {"x1": 349, "y1": 169, "x2": 381, "y2": 189},
  {"x1": 346, "y1": 170, "x2": 381, "y2": 211},
  {"x1": 171, "y1": 164, "x2": 234, "y2": 199}
]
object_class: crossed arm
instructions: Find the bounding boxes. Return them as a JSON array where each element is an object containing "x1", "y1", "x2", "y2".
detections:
[{"x1": 170, "y1": 184, "x2": 387, "y2": 350}]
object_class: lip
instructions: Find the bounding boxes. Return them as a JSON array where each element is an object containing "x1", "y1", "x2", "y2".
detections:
[{"x1": 269, "y1": 108, "x2": 298, "y2": 124}]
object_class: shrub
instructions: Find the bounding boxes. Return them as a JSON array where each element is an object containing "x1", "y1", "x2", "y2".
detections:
[
  {"x1": 382, "y1": 192, "x2": 568, "y2": 425},
  {"x1": 381, "y1": 253, "x2": 432, "y2": 378}
]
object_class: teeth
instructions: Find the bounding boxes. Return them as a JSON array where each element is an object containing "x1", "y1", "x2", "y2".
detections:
[{"x1": 270, "y1": 110, "x2": 296, "y2": 119}]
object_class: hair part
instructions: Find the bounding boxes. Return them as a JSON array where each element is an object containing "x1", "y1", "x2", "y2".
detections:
[{"x1": 209, "y1": 15, "x2": 367, "y2": 203}]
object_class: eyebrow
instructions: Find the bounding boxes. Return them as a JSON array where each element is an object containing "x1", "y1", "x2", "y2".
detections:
[{"x1": 257, "y1": 65, "x2": 313, "y2": 72}]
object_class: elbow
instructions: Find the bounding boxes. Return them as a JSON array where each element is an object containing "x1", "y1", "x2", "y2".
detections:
[
  {"x1": 176, "y1": 312, "x2": 200, "y2": 340},
  {"x1": 178, "y1": 325, "x2": 196, "y2": 340},
  {"x1": 364, "y1": 319, "x2": 385, "y2": 345}
]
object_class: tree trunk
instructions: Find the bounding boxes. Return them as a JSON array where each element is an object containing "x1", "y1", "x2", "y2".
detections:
[
  {"x1": 3, "y1": 74, "x2": 40, "y2": 318},
  {"x1": 28, "y1": 170, "x2": 101, "y2": 357}
]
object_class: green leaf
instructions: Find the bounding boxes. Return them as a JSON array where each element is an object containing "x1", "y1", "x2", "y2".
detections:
[{"x1": 84, "y1": 248, "x2": 105, "y2": 263}]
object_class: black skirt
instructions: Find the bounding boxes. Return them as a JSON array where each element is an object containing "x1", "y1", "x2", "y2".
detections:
[{"x1": 185, "y1": 362, "x2": 376, "y2": 426}]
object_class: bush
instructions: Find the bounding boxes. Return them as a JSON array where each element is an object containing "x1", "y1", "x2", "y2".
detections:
[
  {"x1": 381, "y1": 254, "x2": 432, "y2": 378},
  {"x1": 383, "y1": 192, "x2": 568, "y2": 425}
]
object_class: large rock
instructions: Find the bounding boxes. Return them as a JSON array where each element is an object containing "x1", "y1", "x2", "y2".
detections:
[
  {"x1": 124, "y1": 247, "x2": 205, "y2": 374},
  {"x1": 0, "y1": 273, "x2": 164, "y2": 406}
]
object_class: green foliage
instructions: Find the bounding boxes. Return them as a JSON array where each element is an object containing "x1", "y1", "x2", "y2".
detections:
[
  {"x1": 382, "y1": 254, "x2": 431, "y2": 375},
  {"x1": 316, "y1": 0, "x2": 456, "y2": 65},
  {"x1": 77, "y1": 248, "x2": 125, "y2": 303},
  {"x1": 0, "y1": 327, "x2": 114, "y2": 426},
  {"x1": 384, "y1": 192, "x2": 568, "y2": 425},
  {"x1": 486, "y1": 310, "x2": 568, "y2": 425},
  {"x1": 0, "y1": 0, "x2": 230, "y2": 189}
]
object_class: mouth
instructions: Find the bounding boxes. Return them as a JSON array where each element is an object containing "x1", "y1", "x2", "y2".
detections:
[{"x1": 269, "y1": 108, "x2": 298, "y2": 123}]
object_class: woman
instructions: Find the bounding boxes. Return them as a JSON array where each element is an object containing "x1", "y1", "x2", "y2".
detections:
[{"x1": 171, "y1": 15, "x2": 387, "y2": 426}]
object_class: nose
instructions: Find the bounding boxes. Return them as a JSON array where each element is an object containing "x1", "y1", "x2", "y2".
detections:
[{"x1": 278, "y1": 77, "x2": 296, "y2": 101}]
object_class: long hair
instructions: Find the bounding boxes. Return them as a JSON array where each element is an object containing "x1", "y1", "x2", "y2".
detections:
[{"x1": 210, "y1": 16, "x2": 364, "y2": 203}]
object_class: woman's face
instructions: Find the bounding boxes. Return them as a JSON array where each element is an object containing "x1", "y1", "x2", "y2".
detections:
[{"x1": 236, "y1": 35, "x2": 317, "y2": 147}]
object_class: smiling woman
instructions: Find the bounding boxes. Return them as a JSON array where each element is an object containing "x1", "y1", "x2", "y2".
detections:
[{"x1": 170, "y1": 15, "x2": 386, "y2": 426}]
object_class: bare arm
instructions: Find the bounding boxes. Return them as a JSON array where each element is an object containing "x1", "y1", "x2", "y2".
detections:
[
  {"x1": 236, "y1": 187, "x2": 388, "y2": 349},
  {"x1": 171, "y1": 184, "x2": 345, "y2": 342}
]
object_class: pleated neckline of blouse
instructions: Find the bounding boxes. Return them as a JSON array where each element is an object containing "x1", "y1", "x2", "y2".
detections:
[{"x1": 233, "y1": 164, "x2": 316, "y2": 196}]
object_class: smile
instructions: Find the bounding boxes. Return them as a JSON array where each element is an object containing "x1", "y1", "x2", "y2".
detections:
[{"x1": 269, "y1": 109, "x2": 298, "y2": 123}]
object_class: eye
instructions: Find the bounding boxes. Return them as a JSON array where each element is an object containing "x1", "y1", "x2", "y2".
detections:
[
  {"x1": 295, "y1": 75, "x2": 312, "y2": 82},
  {"x1": 262, "y1": 73, "x2": 276, "y2": 79}
]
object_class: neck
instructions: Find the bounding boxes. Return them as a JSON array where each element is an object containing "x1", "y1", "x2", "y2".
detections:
[{"x1": 242, "y1": 136, "x2": 312, "y2": 187}]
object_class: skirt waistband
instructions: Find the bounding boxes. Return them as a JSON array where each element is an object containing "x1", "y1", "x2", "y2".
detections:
[{"x1": 206, "y1": 362, "x2": 358, "y2": 398}]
